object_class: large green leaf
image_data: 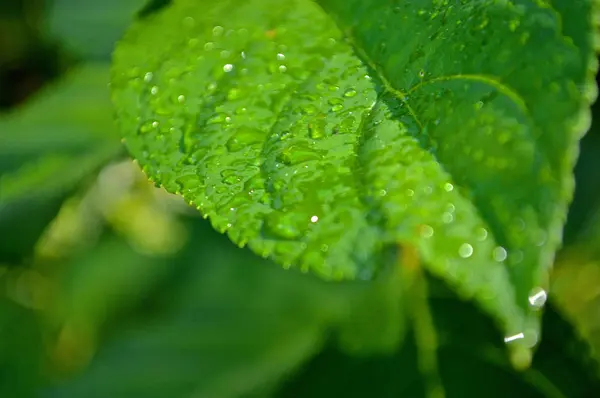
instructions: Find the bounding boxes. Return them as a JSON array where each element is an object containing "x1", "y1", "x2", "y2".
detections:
[
  {"x1": 0, "y1": 64, "x2": 122, "y2": 263},
  {"x1": 111, "y1": 0, "x2": 597, "y2": 347}
]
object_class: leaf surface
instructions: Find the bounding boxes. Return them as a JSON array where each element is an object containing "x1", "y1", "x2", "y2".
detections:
[{"x1": 111, "y1": 0, "x2": 597, "y2": 341}]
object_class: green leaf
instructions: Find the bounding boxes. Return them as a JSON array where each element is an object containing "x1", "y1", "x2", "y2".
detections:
[
  {"x1": 43, "y1": 217, "x2": 397, "y2": 398},
  {"x1": 111, "y1": 0, "x2": 597, "y2": 345},
  {"x1": 0, "y1": 64, "x2": 122, "y2": 263},
  {"x1": 46, "y1": 0, "x2": 148, "y2": 61}
]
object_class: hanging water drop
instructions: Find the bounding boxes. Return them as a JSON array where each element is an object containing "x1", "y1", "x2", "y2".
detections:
[
  {"x1": 504, "y1": 332, "x2": 524, "y2": 343},
  {"x1": 528, "y1": 287, "x2": 547, "y2": 309}
]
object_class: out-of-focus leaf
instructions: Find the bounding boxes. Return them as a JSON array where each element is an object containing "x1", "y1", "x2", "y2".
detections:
[
  {"x1": 0, "y1": 295, "x2": 43, "y2": 398},
  {"x1": 0, "y1": 64, "x2": 122, "y2": 263},
  {"x1": 43, "y1": 217, "x2": 402, "y2": 398},
  {"x1": 46, "y1": 0, "x2": 148, "y2": 61},
  {"x1": 273, "y1": 280, "x2": 600, "y2": 398}
]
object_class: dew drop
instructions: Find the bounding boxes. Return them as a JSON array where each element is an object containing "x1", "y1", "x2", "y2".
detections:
[
  {"x1": 344, "y1": 88, "x2": 357, "y2": 97},
  {"x1": 420, "y1": 224, "x2": 434, "y2": 238},
  {"x1": 278, "y1": 65, "x2": 287, "y2": 73},
  {"x1": 212, "y1": 25, "x2": 224, "y2": 36},
  {"x1": 419, "y1": 69, "x2": 425, "y2": 78},
  {"x1": 277, "y1": 53, "x2": 286, "y2": 61},
  {"x1": 504, "y1": 332, "x2": 525, "y2": 343},
  {"x1": 442, "y1": 212, "x2": 454, "y2": 224},
  {"x1": 223, "y1": 64, "x2": 234, "y2": 72},
  {"x1": 143, "y1": 72, "x2": 153, "y2": 82},
  {"x1": 177, "y1": 95, "x2": 186, "y2": 103},
  {"x1": 204, "y1": 42, "x2": 215, "y2": 51},
  {"x1": 331, "y1": 104, "x2": 344, "y2": 112},
  {"x1": 458, "y1": 243, "x2": 473, "y2": 258},
  {"x1": 474, "y1": 101, "x2": 484, "y2": 110},
  {"x1": 151, "y1": 86, "x2": 159, "y2": 95},
  {"x1": 310, "y1": 215, "x2": 319, "y2": 223},
  {"x1": 475, "y1": 227, "x2": 488, "y2": 241},
  {"x1": 528, "y1": 287, "x2": 547, "y2": 309},
  {"x1": 492, "y1": 246, "x2": 507, "y2": 262},
  {"x1": 444, "y1": 182, "x2": 454, "y2": 192}
]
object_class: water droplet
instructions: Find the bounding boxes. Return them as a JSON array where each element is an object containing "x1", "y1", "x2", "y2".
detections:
[
  {"x1": 442, "y1": 212, "x2": 454, "y2": 224},
  {"x1": 220, "y1": 50, "x2": 231, "y2": 59},
  {"x1": 223, "y1": 64, "x2": 234, "y2": 72},
  {"x1": 344, "y1": 88, "x2": 357, "y2": 97},
  {"x1": 420, "y1": 224, "x2": 434, "y2": 238},
  {"x1": 419, "y1": 69, "x2": 425, "y2": 78},
  {"x1": 459, "y1": 243, "x2": 473, "y2": 258},
  {"x1": 444, "y1": 182, "x2": 454, "y2": 192},
  {"x1": 474, "y1": 101, "x2": 484, "y2": 110},
  {"x1": 212, "y1": 26, "x2": 224, "y2": 36},
  {"x1": 204, "y1": 42, "x2": 215, "y2": 51},
  {"x1": 144, "y1": 72, "x2": 153, "y2": 82},
  {"x1": 528, "y1": 287, "x2": 547, "y2": 309},
  {"x1": 302, "y1": 104, "x2": 317, "y2": 115},
  {"x1": 310, "y1": 215, "x2": 319, "y2": 223},
  {"x1": 504, "y1": 332, "x2": 525, "y2": 343},
  {"x1": 151, "y1": 86, "x2": 159, "y2": 95},
  {"x1": 475, "y1": 227, "x2": 488, "y2": 241},
  {"x1": 277, "y1": 53, "x2": 286, "y2": 61},
  {"x1": 177, "y1": 95, "x2": 186, "y2": 103},
  {"x1": 331, "y1": 104, "x2": 344, "y2": 112},
  {"x1": 308, "y1": 120, "x2": 325, "y2": 139},
  {"x1": 493, "y1": 246, "x2": 507, "y2": 262},
  {"x1": 278, "y1": 65, "x2": 287, "y2": 73}
]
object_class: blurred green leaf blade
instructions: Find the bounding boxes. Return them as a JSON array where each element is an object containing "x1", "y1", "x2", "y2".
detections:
[
  {"x1": 42, "y1": 219, "x2": 355, "y2": 398},
  {"x1": 46, "y1": 0, "x2": 149, "y2": 61},
  {"x1": 0, "y1": 64, "x2": 122, "y2": 263}
]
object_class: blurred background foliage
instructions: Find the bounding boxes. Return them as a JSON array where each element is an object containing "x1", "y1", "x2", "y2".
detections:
[{"x1": 1, "y1": 0, "x2": 600, "y2": 397}]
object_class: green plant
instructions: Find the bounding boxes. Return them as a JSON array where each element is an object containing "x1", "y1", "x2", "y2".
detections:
[{"x1": 1, "y1": 0, "x2": 600, "y2": 397}]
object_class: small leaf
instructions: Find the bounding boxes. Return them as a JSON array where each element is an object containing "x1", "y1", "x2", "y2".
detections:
[
  {"x1": 111, "y1": 0, "x2": 597, "y2": 345},
  {"x1": 0, "y1": 65, "x2": 122, "y2": 263}
]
